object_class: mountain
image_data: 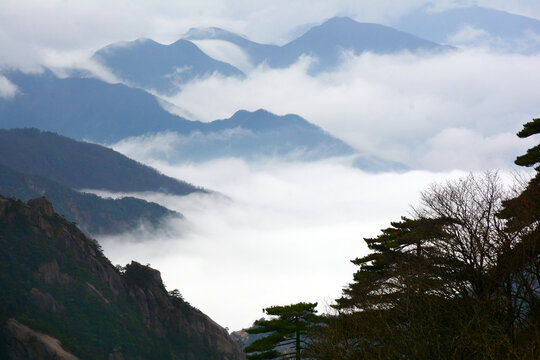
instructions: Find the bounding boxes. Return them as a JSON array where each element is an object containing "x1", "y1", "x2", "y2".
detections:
[
  {"x1": 0, "y1": 195, "x2": 245, "y2": 359},
  {"x1": 0, "y1": 164, "x2": 179, "y2": 235},
  {"x1": 120, "y1": 109, "x2": 355, "y2": 162},
  {"x1": 393, "y1": 5, "x2": 540, "y2": 53},
  {"x1": 184, "y1": 17, "x2": 449, "y2": 72},
  {"x1": 270, "y1": 17, "x2": 449, "y2": 71},
  {"x1": 0, "y1": 70, "x2": 204, "y2": 143},
  {"x1": 352, "y1": 154, "x2": 410, "y2": 173},
  {"x1": 93, "y1": 38, "x2": 244, "y2": 94},
  {"x1": 183, "y1": 27, "x2": 281, "y2": 66},
  {"x1": 0, "y1": 128, "x2": 204, "y2": 195},
  {"x1": 0, "y1": 72, "x2": 358, "y2": 162}
]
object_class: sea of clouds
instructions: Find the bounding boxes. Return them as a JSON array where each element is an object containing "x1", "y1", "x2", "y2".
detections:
[{"x1": 94, "y1": 159, "x2": 477, "y2": 330}]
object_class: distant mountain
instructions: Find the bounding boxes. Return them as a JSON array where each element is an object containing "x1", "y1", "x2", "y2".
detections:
[
  {"x1": 352, "y1": 154, "x2": 409, "y2": 173},
  {"x1": 124, "y1": 109, "x2": 355, "y2": 162},
  {"x1": 0, "y1": 195, "x2": 245, "y2": 359},
  {"x1": 393, "y1": 5, "x2": 540, "y2": 53},
  {"x1": 0, "y1": 72, "x2": 358, "y2": 162},
  {"x1": 0, "y1": 128, "x2": 204, "y2": 195},
  {"x1": 93, "y1": 38, "x2": 244, "y2": 94},
  {"x1": 0, "y1": 70, "x2": 204, "y2": 143},
  {"x1": 0, "y1": 164, "x2": 179, "y2": 235},
  {"x1": 183, "y1": 27, "x2": 281, "y2": 66},
  {"x1": 184, "y1": 17, "x2": 449, "y2": 72},
  {"x1": 271, "y1": 17, "x2": 449, "y2": 71}
]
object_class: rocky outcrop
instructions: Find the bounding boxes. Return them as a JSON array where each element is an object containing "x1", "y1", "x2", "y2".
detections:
[
  {"x1": 124, "y1": 262, "x2": 245, "y2": 358},
  {"x1": 4, "y1": 319, "x2": 79, "y2": 360},
  {"x1": 29, "y1": 288, "x2": 64, "y2": 313},
  {"x1": 27, "y1": 197, "x2": 55, "y2": 217},
  {"x1": 0, "y1": 196, "x2": 245, "y2": 359}
]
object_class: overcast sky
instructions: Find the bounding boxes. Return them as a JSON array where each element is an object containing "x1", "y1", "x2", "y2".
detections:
[{"x1": 2, "y1": 0, "x2": 540, "y2": 332}]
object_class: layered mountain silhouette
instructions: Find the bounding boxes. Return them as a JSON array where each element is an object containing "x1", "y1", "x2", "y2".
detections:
[
  {"x1": 116, "y1": 109, "x2": 355, "y2": 162},
  {"x1": 0, "y1": 164, "x2": 179, "y2": 235},
  {"x1": 0, "y1": 15, "x2": 430, "y2": 170},
  {"x1": 183, "y1": 27, "x2": 281, "y2": 67},
  {"x1": 0, "y1": 71, "x2": 203, "y2": 143},
  {"x1": 184, "y1": 16, "x2": 449, "y2": 72},
  {"x1": 93, "y1": 38, "x2": 244, "y2": 94},
  {"x1": 0, "y1": 128, "x2": 204, "y2": 195},
  {"x1": 0, "y1": 72, "x2": 359, "y2": 162},
  {"x1": 393, "y1": 5, "x2": 540, "y2": 53}
]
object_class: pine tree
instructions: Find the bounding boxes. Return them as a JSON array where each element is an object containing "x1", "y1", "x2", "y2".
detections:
[
  {"x1": 334, "y1": 216, "x2": 454, "y2": 311},
  {"x1": 245, "y1": 302, "x2": 321, "y2": 360}
]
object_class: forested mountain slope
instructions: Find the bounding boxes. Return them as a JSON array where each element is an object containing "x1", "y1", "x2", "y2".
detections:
[{"x1": 0, "y1": 195, "x2": 245, "y2": 359}]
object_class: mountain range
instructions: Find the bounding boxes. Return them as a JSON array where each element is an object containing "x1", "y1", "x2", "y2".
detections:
[
  {"x1": 0, "y1": 71, "x2": 202, "y2": 143},
  {"x1": 0, "y1": 164, "x2": 179, "y2": 235},
  {"x1": 101, "y1": 16, "x2": 449, "y2": 84},
  {"x1": 93, "y1": 38, "x2": 244, "y2": 94},
  {"x1": 0, "y1": 128, "x2": 203, "y2": 195},
  {"x1": 392, "y1": 5, "x2": 540, "y2": 53},
  {"x1": 115, "y1": 109, "x2": 355, "y2": 163},
  {"x1": 0, "y1": 15, "x2": 466, "y2": 172},
  {"x1": 0, "y1": 73, "x2": 358, "y2": 163}
]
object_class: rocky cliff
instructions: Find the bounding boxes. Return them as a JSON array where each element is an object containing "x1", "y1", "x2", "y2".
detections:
[{"x1": 0, "y1": 195, "x2": 244, "y2": 359}]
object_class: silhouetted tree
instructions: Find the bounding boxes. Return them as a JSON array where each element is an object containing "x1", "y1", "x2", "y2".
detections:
[
  {"x1": 245, "y1": 302, "x2": 321, "y2": 360},
  {"x1": 309, "y1": 118, "x2": 540, "y2": 359}
]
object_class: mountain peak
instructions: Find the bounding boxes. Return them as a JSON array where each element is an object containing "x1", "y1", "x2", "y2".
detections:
[
  {"x1": 324, "y1": 16, "x2": 358, "y2": 25},
  {"x1": 184, "y1": 27, "x2": 225, "y2": 38},
  {"x1": 231, "y1": 108, "x2": 273, "y2": 119},
  {"x1": 313, "y1": 16, "x2": 393, "y2": 33},
  {"x1": 183, "y1": 27, "x2": 244, "y2": 41}
]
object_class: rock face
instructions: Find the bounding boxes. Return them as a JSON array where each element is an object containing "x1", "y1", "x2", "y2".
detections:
[
  {"x1": 123, "y1": 262, "x2": 242, "y2": 356},
  {"x1": 27, "y1": 197, "x2": 55, "y2": 217},
  {"x1": 4, "y1": 319, "x2": 79, "y2": 360},
  {"x1": 0, "y1": 195, "x2": 245, "y2": 359}
]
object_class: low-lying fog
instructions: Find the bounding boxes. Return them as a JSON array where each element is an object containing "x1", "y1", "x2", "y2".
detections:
[{"x1": 94, "y1": 158, "x2": 477, "y2": 331}]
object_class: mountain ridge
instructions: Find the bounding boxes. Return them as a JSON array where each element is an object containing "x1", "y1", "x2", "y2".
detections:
[
  {"x1": 0, "y1": 128, "x2": 205, "y2": 195},
  {"x1": 93, "y1": 38, "x2": 244, "y2": 94},
  {"x1": 0, "y1": 72, "x2": 359, "y2": 163},
  {"x1": 392, "y1": 5, "x2": 540, "y2": 53},
  {"x1": 0, "y1": 163, "x2": 179, "y2": 235},
  {"x1": 182, "y1": 16, "x2": 450, "y2": 72}
]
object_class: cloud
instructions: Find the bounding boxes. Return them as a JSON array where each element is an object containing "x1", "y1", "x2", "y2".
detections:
[
  {"x1": 162, "y1": 49, "x2": 540, "y2": 170},
  {"x1": 416, "y1": 128, "x2": 537, "y2": 170},
  {"x1": 95, "y1": 158, "x2": 474, "y2": 330},
  {"x1": 111, "y1": 129, "x2": 256, "y2": 163},
  {"x1": 190, "y1": 40, "x2": 254, "y2": 73},
  {"x1": 447, "y1": 25, "x2": 490, "y2": 44},
  {"x1": 0, "y1": 76, "x2": 18, "y2": 98}
]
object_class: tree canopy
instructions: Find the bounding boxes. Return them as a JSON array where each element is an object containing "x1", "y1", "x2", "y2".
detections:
[
  {"x1": 308, "y1": 118, "x2": 540, "y2": 359},
  {"x1": 245, "y1": 302, "x2": 321, "y2": 360}
]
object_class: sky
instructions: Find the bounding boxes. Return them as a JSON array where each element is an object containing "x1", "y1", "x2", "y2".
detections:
[{"x1": 2, "y1": 0, "x2": 540, "y2": 331}]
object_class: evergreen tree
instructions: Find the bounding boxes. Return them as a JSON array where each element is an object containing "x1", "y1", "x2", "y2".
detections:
[
  {"x1": 245, "y1": 302, "x2": 321, "y2": 360},
  {"x1": 514, "y1": 118, "x2": 540, "y2": 168},
  {"x1": 335, "y1": 216, "x2": 454, "y2": 311},
  {"x1": 497, "y1": 118, "x2": 540, "y2": 353}
]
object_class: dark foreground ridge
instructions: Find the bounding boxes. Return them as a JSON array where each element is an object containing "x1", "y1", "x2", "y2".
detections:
[
  {"x1": 0, "y1": 128, "x2": 205, "y2": 196},
  {"x1": 0, "y1": 164, "x2": 180, "y2": 235},
  {"x1": 0, "y1": 195, "x2": 245, "y2": 359}
]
